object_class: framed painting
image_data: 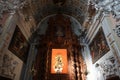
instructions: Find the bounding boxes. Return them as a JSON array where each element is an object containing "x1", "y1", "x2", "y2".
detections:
[
  {"x1": 89, "y1": 27, "x2": 110, "y2": 63},
  {"x1": 8, "y1": 26, "x2": 29, "y2": 63}
]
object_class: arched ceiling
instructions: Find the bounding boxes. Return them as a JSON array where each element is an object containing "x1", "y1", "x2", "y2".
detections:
[
  {"x1": 1, "y1": 0, "x2": 120, "y2": 28},
  {"x1": 23, "y1": 0, "x2": 89, "y2": 25},
  {"x1": 36, "y1": 14, "x2": 82, "y2": 36},
  {"x1": 0, "y1": 0, "x2": 97, "y2": 28}
]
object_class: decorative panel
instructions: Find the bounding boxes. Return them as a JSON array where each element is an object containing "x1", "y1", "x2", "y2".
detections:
[{"x1": 32, "y1": 14, "x2": 86, "y2": 80}]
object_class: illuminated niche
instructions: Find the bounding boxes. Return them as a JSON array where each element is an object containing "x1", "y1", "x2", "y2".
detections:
[
  {"x1": 54, "y1": 55, "x2": 63, "y2": 73},
  {"x1": 51, "y1": 49, "x2": 68, "y2": 74}
]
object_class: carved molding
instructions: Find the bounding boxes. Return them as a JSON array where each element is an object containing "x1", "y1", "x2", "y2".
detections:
[
  {"x1": 92, "y1": 0, "x2": 120, "y2": 21},
  {"x1": 95, "y1": 56, "x2": 120, "y2": 79},
  {"x1": 0, "y1": 0, "x2": 27, "y2": 18}
]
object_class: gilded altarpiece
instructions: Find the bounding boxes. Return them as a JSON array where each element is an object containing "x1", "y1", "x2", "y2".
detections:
[{"x1": 33, "y1": 14, "x2": 86, "y2": 80}]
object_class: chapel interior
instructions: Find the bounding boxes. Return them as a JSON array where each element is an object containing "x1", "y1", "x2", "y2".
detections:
[{"x1": 0, "y1": 0, "x2": 120, "y2": 80}]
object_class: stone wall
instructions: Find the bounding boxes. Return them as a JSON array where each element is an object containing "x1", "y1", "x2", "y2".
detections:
[
  {"x1": 0, "y1": 11, "x2": 35, "y2": 80},
  {"x1": 83, "y1": 12, "x2": 120, "y2": 80}
]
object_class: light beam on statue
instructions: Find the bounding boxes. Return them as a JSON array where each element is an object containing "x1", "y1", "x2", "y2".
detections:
[{"x1": 51, "y1": 49, "x2": 68, "y2": 74}]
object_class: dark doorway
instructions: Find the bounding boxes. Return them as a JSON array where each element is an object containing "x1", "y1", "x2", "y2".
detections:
[
  {"x1": 0, "y1": 76, "x2": 12, "y2": 80},
  {"x1": 106, "y1": 76, "x2": 120, "y2": 80}
]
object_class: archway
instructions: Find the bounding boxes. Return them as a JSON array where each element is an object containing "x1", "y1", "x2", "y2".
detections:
[{"x1": 31, "y1": 14, "x2": 86, "y2": 80}]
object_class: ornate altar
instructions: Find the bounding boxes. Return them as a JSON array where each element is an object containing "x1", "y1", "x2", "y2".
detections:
[{"x1": 33, "y1": 14, "x2": 86, "y2": 80}]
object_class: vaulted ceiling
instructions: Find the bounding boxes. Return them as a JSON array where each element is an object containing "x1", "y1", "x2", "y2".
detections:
[
  {"x1": 1, "y1": 0, "x2": 120, "y2": 28},
  {"x1": 22, "y1": 0, "x2": 89, "y2": 25}
]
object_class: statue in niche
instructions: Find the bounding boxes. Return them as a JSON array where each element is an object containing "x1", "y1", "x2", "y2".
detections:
[
  {"x1": 56, "y1": 26, "x2": 64, "y2": 37},
  {"x1": 55, "y1": 26, "x2": 65, "y2": 44},
  {"x1": 54, "y1": 55, "x2": 64, "y2": 73}
]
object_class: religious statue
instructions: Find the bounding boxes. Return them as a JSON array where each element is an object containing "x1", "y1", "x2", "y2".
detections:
[{"x1": 54, "y1": 55, "x2": 64, "y2": 73}]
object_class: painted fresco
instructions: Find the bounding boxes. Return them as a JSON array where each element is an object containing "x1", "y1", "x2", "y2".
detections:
[
  {"x1": 8, "y1": 26, "x2": 29, "y2": 62},
  {"x1": 89, "y1": 27, "x2": 110, "y2": 63}
]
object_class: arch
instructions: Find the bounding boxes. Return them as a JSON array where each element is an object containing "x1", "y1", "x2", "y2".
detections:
[{"x1": 34, "y1": 14, "x2": 83, "y2": 36}]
